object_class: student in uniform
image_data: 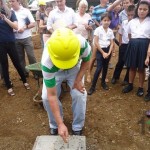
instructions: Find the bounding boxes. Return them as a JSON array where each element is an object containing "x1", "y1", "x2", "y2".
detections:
[
  {"x1": 122, "y1": 1, "x2": 150, "y2": 97},
  {"x1": 86, "y1": 0, "x2": 125, "y2": 83},
  {"x1": 111, "y1": 5, "x2": 135, "y2": 85},
  {"x1": 119, "y1": 0, "x2": 133, "y2": 24},
  {"x1": 88, "y1": 12, "x2": 114, "y2": 95}
]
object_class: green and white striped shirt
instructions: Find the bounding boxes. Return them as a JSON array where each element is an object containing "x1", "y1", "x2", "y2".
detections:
[{"x1": 41, "y1": 35, "x2": 91, "y2": 88}]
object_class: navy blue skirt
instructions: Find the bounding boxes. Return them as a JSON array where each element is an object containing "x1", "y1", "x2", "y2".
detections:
[{"x1": 124, "y1": 38, "x2": 150, "y2": 69}]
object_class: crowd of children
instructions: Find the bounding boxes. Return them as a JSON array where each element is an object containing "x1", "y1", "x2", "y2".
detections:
[
  {"x1": 1, "y1": 0, "x2": 150, "y2": 141},
  {"x1": 87, "y1": 0, "x2": 150, "y2": 103},
  {"x1": 0, "y1": 0, "x2": 150, "y2": 102}
]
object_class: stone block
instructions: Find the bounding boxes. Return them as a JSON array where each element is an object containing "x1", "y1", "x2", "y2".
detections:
[{"x1": 32, "y1": 135, "x2": 86, "y2": 150}]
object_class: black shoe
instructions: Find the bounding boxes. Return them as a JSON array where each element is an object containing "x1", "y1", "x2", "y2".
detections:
[
  {"x1": 88, "y1": 88, "x2": 95, "y2": 95},
  {"x1": 50, "y1": 128, "x2": 58, "y2": 135},
  {"x1": 144, "y1": 93, "x2": 150, "y2": 102},
  {"x1": 122, "y1": 84, "x2": 133, "y2": 93},
  {"x1": 101, "y1": 82, "x2": 109, "y2": 90},
  {"x1": 111, "y1": 78, "x2": 117, "y2": 84},
  {"x1": 72, "y1": 130, "x2": 82, "y2": 135},
  {"x1": 136, "y1": 87, "x2": 144, "y2": 97}
]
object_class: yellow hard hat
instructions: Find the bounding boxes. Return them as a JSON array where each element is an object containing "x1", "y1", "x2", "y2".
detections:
[
  {"x1": 38, "y1": 0, "x2": 46, "y2": 6},
  {"x1": 47, "y1": 28, "x2": 80, "y2": 69}
]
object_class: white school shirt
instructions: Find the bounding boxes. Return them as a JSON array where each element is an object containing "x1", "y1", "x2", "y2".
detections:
[
  {"x1": 94, "y1": 26, "x2": 114, "y2": 48},
  {"x1": 127, "y1": 17, "x2": 150, "y2": 39},
  {"x1": 119, "y1": 9, "x2": 127, "y2": 25},
  {"x1": 47, "y1": 6, "x2": 77, "y2": 31},
  {"x1": 118, "y1": 20, "x2": 129, "y2": 44},
  {"x1": 13, "y1": 6, "x2": 35, "y2": 39}
]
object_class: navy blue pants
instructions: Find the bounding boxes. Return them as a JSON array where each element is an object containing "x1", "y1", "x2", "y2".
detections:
[
  {"x1": 0, "y1": 42, "x2": 26, "y2": 89},
  {"x1": 91, "y1": 47, "x2": 111, "y2": 89},
  {"x1": 112, "y1": 44, "x2": 129, "y2": 82}
]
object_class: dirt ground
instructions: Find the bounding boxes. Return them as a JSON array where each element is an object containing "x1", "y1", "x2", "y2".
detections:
[{"x1": 0, "y1": 35, "x2": 150, "y2": 150}]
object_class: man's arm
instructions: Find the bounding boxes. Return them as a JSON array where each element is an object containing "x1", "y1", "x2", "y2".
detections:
[
  {"x1": 73, "y1": 38, "x2": 91, "y2": 92},
  {"x1": 67, "y1": 8, "x2": 77, "y2": 30},
  {"x1": 107, "y1": 0, "x2": 124, "y2": 12},
  {"x1": 91, "y1": 6, "x2": 101, "y2": 27},
  {"x1": 66, "y1": 24, "x2": 77, "y2": 30},
  {"x1": 26, "y1": 9, "x2": 36, "y2": 29},
  {"x1": 46, "y1": 87, "x2": 69, "y2": 142},
  {"x1": 26, "y1": 22, "x2": 35, "y2": 29},
  {"x1": 41, "y1": 47, "x2": 68, "y2": 142},
  {"x1": 47, "y1": 11, "x2": 54, "y2": 34},
  {"x1": 73, "y1": 61, "x2": 90, "y2": 93},
  {"x1": 94, "y1": 20, "x2": 100, "y2": 27},
  {"x1": 1, "y1": 12, "x2": 18, "y2": 30}
]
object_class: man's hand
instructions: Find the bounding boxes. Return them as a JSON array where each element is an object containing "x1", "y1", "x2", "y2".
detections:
[
  {"x1": 73, "y1": 80, "x2": 85, "y2": 94},
  {"x1": 0, "y1": 13, "x2": 6, "y2": 20},
  {"x1": 58, "y1": 123, "x2": 69, "y2": 143},
  {"x1": 18, "y1": 27, "x2": 26, "y2": 33}
]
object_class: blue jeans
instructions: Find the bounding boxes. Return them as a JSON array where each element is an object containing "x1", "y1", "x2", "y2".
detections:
[{"x1": 42, "y1": 63, "x2": 87, "y2": 131}]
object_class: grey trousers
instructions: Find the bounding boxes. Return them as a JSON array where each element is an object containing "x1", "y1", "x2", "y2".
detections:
[
  {"x1": 15, "y1": 36, "x2": 37, "y2": 74},
  {"x1": 42, "y1": 63, "x2": 87, "y2": 131}
]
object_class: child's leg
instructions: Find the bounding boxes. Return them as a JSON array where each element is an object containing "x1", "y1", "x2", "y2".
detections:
[
  {"x1": 138, "y1": 69, "x2": 145, "y2": 88},
  {"x1": 87, "y1": 44, "x2": 97, "y2": 83},
  {"x1": 129, "y1": 67, "x2": 136, "y2": 83},
  {"x1": 101, "y1": 55, "x2": 111, "y2": 90},
  {"x1": 123, "y1": 67, "x2": 129, "y2": 83},
  {"x1": 122, "y1": 67, "x2": 136, "y2": 93},
  {"x1": 101, "y1": 55, "x2": 111, "y2": 84},
  {"x1": 88, "y1": 51, "x2": 103, "y2": 95},
  {"x1": 112, "y1": 44, "x2": 127, "y2": 83},
  {"x1": 136, "y1": 68, "x2": 145, "y2": 96}
]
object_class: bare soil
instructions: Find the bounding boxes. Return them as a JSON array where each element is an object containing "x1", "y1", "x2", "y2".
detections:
[{"x1": 0, "y1": 35, "x2": 150, "y2": 150}]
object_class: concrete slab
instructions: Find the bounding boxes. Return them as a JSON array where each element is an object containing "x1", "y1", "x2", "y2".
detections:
[{"x1": 32, "y1": 135, "x2": 86, "y2": 150}]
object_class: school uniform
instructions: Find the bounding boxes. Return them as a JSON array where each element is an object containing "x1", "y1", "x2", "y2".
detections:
[
  {"x1": 90, "y1": 26, "x2": 114, "y2": 89},
  {"x1": 125, "y1": 17, "x2": 150, "y2": 69},
  {"x1": 119, "y1": 9, "x2": 127, "y2": 25},
  {"x1": 112, "y1": 20, "x2": 129, "y2": 82}
]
